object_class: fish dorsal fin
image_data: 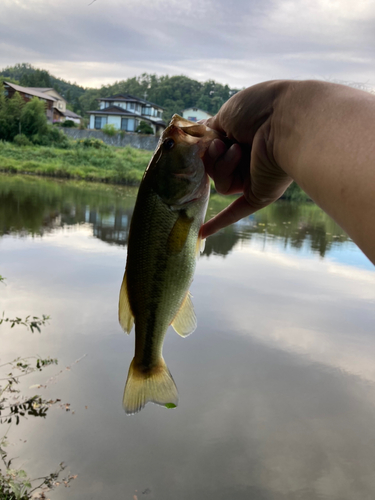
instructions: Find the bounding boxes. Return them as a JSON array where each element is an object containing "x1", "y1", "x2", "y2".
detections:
[
  {"x1": 167, "y1": 210, "x2": 194, "y2": 255},
  {"x1": 118, "y1": 271, "x2": 134, "y2": 334},
  {"x1": 171, "y1": 292, "x2": 197, "y2": 337}
]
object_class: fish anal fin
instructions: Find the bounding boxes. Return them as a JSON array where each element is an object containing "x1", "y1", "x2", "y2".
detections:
[
  {"x1": 171, "y1": 291, "x2": 197, "y2": 337},
  {"x1": 123, "y1": 358, "x2": 178, "y2": 415},
  {"x1": 118, "y1": 271, "x2": 134, "y2": 334},
  {"x1": 167, "y1": 210, "x2": 194, "y2": 255}
]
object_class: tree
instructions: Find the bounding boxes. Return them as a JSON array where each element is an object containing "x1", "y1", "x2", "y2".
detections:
[
  {"x1": 20, "y1": 97, "x2": 48, "y2": 139},
  {"x1": 136, "y1": 121, "x2": 154, "y2": 135},
  {"x1": 0, "y1": 89, "x2": 25, "y2": 142},
  {"x1": 6, "y1": 92, "x2": 24, "y2": 138}
]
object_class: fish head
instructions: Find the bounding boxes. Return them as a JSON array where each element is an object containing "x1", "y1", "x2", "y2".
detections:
[{"x1": 145, "y1": 115, "x2": 219, "y2": 207}]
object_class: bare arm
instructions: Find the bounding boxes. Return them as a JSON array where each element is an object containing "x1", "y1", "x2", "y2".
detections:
[{"x1": 202, "y1": 80, "x2": 375, "y2": 264}]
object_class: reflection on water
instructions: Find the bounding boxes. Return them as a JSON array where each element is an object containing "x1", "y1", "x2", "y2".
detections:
[
  {"x1": 0, "y1": 174, "x2": 355, "y2": 261},
  {"x1": 1, "y1": 173, "x2": 375, "y2": 500}
]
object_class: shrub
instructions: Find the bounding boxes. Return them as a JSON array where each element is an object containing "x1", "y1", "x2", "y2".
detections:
[
  {"x1": 61, "y1": 119, "x2": 76, "y2": 128},
  {"x1": 13, "y1": 133, "x2": 32, "y2": 146},
  {"x1": 76, "y1": 137, "x2": 108, "y2": 149},
  {"x1": 136, "y1": 120, "x2": 154, "y2": 135},
  {"x1": 31, "y1": 125, "x2": 72, "y2": 149},
  {"x1": 102, "y1": 123, "x2": 117, "y2": 137},
  {"x1": 21, "y1": 97, "x2": 48, "y2": 138}
]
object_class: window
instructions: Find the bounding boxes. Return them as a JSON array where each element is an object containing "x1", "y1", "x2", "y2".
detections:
[
  {"x1": 95, "y1": 116, "x2": 103, "y2": 129},
  {"x1": 121, "y1": 118, "x2": 128, "y2": 130},
  {"x1": 121, "y1": 118, "x2": 135, "y2": 131},
  {"x1": 128, "y1": 102, "x2": 135, "y2": 111},
  {"x1": 143, "y1": 106, "x2": 151, "y2": 115}
]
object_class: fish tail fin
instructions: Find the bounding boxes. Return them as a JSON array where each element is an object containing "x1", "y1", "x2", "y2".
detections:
[{"x1": 123, "y1": 358, "x2": 179, "y2": 415}]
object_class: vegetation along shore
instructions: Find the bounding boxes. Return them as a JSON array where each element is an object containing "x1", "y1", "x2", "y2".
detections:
[
  {"x1": 0, "y1": 140, "x2": 308, "y2": 200},
  {"x1": 0, "y1": 63, "x2": 309, "y2": 200}
]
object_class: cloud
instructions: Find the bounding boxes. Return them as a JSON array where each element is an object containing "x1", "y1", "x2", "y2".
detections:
[{"x1": 0, "y1": 0, "x2": 374, "y2": 88}]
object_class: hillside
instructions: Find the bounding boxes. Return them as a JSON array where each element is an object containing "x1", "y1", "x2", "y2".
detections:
[{"x1": 0, "y1": 63, "x2": 239, "y2": 122}]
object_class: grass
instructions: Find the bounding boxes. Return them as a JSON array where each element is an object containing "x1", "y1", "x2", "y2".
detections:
[
  {"x1": 0, "y1": 140, "x2": 310, "y2": 201},
  {"x1": 0, "y1": 141, "x2": 152, "y2": 185}
]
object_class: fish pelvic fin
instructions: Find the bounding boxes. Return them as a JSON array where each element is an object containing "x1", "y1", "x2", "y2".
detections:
[
  {"x1": 123, "y1": 358, "x2": 179, "y2": 415},
  {"x1": 171, "y1": 291, "x2": 197, "y2": 337},
  {"x1": 118, "y1": 271, "x2": 134, "y2": 334}
]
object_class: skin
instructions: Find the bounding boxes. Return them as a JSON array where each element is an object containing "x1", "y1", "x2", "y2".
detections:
[{"x1": 201, "y1": 80, "x2": 375, "y2": 265}]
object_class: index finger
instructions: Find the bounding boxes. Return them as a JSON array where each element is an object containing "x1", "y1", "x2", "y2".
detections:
[{"x1": 201, "y1": 195, "x2": 256, "y2": 238}]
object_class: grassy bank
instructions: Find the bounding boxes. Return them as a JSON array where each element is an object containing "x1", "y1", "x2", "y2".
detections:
[
  {"x1": 0, "y1": 140, "x2": 152, "y2": 185},
  {"x1": 0, "y1": 140, "x2": 310, "y2": 201}
]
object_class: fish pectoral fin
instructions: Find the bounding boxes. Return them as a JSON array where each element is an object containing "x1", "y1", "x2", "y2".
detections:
[
  {"x1": 196, "y1": 233, "x2": 206, "y2": 257},
  {"x1": 123, "y1": 357, "x2": 178, "y2": 415},
  {"x1": 167, "y1": 210, "x2": 194, "y2": 255},
  {"x1": 171, "y1": 291, "x2": 197, "y2": 337},
  {"x1": 118, "y1": 271, "x2": 134, "y2": 334}
]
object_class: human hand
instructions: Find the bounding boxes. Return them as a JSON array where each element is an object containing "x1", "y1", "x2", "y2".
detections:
[{"x1": 201, "y1": 81, "x2": 293, "y2": 239}]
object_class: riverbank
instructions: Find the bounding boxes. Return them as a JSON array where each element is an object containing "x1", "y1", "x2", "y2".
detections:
[
  {"x1": 0, "y1": 140, "x2": 152, "y2": 185},
  {"x1": 0, "y1": 141, "x2": 310, "y2": 200}
]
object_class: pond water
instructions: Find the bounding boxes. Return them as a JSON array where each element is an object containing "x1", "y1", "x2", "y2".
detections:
[{"x1": 1, "y1": 173, "x2": 374, "y2": 500}]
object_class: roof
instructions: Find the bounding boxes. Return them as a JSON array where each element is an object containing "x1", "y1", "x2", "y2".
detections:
[
  {"x1": 64, "y1": 109, "x2": 82, "y2": 119},
  {"x1": 86, "y1": 106, "x2": 166, "y2": 128},
  {"x1": 4, "y1": 82, "x2": 56, "y2": 101},
  {"x1": 97, "y1": 93, "x2": 165, "y2": 110},
  {"x1": 86, "y1": 105, "x2": 139, "y2": 117},
  {"x1": 30, "y1": 87, "x2": 54, "y2": 92}
]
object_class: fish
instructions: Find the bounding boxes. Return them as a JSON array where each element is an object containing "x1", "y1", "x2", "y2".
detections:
[{"x1": 118, "y1": 114, "x2": 220, "y2": 414}]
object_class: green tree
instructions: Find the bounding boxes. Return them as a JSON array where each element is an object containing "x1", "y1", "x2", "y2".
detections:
[
  {"x1": 6, "y1": 92, "x2": 24, "y2": 139},
  {"x1": 0, "y1": 89, "x2": 25, "y2": 141},
  {"x1": 0, "y1": 82, "x2": 7, "y2": 140},
  {"x1": 20, "y1": 98, "x2": 48, "y2": 139},
  {"x1": 136, "y1": 120, "x2": 154, "y2": 134}
]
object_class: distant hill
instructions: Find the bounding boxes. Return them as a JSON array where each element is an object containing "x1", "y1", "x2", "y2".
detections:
[{"x1": 0, "y1": 63, "x2": 240, "y2": 122}]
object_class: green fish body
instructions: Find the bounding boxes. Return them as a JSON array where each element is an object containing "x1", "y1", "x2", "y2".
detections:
[{"x1": 119, "y1": 115, "x2": 219, "y2": 414}]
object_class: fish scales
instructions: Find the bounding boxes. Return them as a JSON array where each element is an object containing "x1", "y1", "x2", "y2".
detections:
[{"x1": 119, "y1": 115, "x2": 220, "y2": 414}]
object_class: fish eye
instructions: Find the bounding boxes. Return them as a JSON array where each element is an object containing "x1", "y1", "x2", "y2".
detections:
[{"x1": 163, "y1": 138, "x2": 175, "y2": 150}]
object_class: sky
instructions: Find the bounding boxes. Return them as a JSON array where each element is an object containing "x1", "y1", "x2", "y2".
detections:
[{"x1": 1, "y1": 0, "x2": 375, "y2": 90}]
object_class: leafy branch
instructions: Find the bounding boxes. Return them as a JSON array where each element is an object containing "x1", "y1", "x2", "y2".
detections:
[
  {"x1": 0, "y1": 314, "x2": 50, "y2": 334},
  {"x1": 0, "y1": 275, "x2": 78, "y2": 498}
]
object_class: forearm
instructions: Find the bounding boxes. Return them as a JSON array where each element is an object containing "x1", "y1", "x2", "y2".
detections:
[{"x1": 272, "y1": 81, "x2": 375, "y2": 263}]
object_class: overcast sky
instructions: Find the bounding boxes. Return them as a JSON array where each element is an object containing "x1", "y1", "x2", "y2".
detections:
[{"x1": 1, "y1": 0, "x2": 375, "y2": 90}]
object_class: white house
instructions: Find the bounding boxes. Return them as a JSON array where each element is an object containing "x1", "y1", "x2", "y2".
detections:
[
  {"x1": 87, "y1": 94, "x2": 166, "y2": 135},
  {"x1": 181, "y1": 107, "x2": 213, "y2": 122}
]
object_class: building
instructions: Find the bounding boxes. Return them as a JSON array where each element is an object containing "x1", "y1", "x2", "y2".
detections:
[
  {"x1": 87, "y1": 94, "x2": 166, "y2": 135},
  {"x1": 63, "y1": 109, "x2": 82, "y2": 124},
  {"x1": 3, "y1": 82, "x2": 82, "y2": 124},
  {"x1": 31, "y1": 87, "x2": 67, "y2": 114},
  {"x1": 4, "y1": 81, "x2": 56, "y2": 122},
  {"x1": 181, "y1": 107, "x2": 213, "y2": 122}
]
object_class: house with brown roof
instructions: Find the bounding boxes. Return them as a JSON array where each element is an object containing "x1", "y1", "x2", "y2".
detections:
[
  {"x1": 31, "y1": 87, "x2": 67, "y2": 114},
  {"x1": 87, "y1": 94, "x2": 166, "y2": 135},
  {"x1": 3, "y1": 82, "x2": 58, "y2": 122},
  {"x1": 3, "y1": 82, "x2": 81, "y2": 124}
]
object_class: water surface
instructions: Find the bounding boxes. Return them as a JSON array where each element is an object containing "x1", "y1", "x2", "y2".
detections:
[{"x1": 1, "y1": 174, "x2": 374, "y2": 500}]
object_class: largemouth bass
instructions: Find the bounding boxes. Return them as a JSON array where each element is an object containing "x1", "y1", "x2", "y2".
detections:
[{"x1": 118, "y1": 115, "x2": 219, "y2": 414}]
